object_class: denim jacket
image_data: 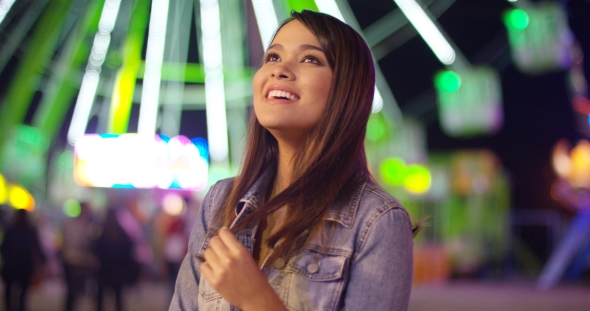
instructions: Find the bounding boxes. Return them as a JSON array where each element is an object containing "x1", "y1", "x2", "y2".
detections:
[{"x1": 169, "y1": 171, "x2": 413, "y2": 311}]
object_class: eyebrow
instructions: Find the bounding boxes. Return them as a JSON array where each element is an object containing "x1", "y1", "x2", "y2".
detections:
[{"x1": 267, "y1": 43, "x2": 324, "y2": 53}]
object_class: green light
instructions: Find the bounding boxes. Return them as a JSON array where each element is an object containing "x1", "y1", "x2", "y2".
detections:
[
  {"x1": 286, "y1": 0, "x2": 318, "y2": 14},
  {"x1": 435, "y1": 71, "x2": 461, "y2": 93},
  {"x1": 380, "y1": 158, "x2": 406, "y2": 186},
  {"x1": 504, "y1": 9, "x2": 529, "y2": 30},
  {"x1": 63, "y1": 199, "x2": 81, "y2": 218},
  {"x1": 366, "y1": 116, "x2": 385, "y2": 141},
  {"x1": 58, "y1": 150, "x2": 74, "y2": 170}
]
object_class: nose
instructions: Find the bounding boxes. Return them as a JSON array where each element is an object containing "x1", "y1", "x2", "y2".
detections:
[{"x1": 270, "y1": 62, "x2": 295, "y2": 80}]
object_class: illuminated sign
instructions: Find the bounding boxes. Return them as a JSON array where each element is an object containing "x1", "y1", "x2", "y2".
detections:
[
  {"x1": 74, "y1": 134, "x2": 208, "y2": 190},
  {"x1": 435, "y1": 67, "x2": 503, "y2": 137},
  {"x1": 504, "y1": 4, "x2": 571, "y2": 74}
]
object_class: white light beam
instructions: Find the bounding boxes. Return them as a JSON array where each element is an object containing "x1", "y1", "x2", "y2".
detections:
[
  {"x1": 251, "y1": 0, "x2": 279, "y2": 48},
  {"x1": 200, "y1": 0, "x2": 229, "y2": 161},
  {"x1": 67, "y1": 0, "x2": 122, "y2": 145},
  {"x1": 394, "y1": 0, "x2": 456, "y2": 65},
  {"x1": 138, "y1": 0, "x2": 170, "y2": 135}
]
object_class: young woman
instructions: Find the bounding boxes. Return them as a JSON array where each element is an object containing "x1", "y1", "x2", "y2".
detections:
[{"x1": 169, "y1": 10, "x2": 414, "y2": 311}]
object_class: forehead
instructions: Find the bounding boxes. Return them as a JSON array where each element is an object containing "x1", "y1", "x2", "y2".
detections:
[{"x1": 271, "y1": 20, "x2": 321, "y2": 47}]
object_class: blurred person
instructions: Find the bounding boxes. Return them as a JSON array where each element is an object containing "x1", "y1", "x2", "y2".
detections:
[
  {"x1": 61, "y1": 202, "x2": 96, "y2": 311},
  {"x1": 1, "y1": 209, "x2": 46, "y2": 311},
  {"x1": 163, "y1": 215, "x2": 187, "y2": 290},
  {"x1": 93, "y1": 208, "x2": 138, "y2": 311},
  {"x1": 170, "y1": 10, "x2": 416, "y2": 311}
]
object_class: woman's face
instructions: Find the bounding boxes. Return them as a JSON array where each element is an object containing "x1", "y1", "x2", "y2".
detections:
[{"x1": 253, "y1": 20, "x2": 333, "y2": 143}]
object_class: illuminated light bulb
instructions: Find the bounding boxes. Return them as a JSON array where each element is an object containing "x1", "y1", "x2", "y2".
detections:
[
  {"x1": 63, "y1": 199, "x2": 82, "y2": 218},
  {"x1": 504, "y1": 9, "x2": 529, "y2": 31},
  {"x1": 435, "y1": 70, "x2": 461, "y2": 93},
  {"x1": 380, "y1": 158, "x2": 407, "y2": 186},
  {"x1": 163, "y1": 193, "x2": 184, "y2": 216},
  {"x1": 403, "y1": 164, "x2": 431, "y2": 194},
  {"x1": 0, "y1": 174, "x2": 7, "y2": 204},
  {"x1": 8, "y1": 185, "x2": 31, "y2": 210}
]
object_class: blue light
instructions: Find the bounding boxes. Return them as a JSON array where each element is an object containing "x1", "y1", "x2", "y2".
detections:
[
  {"x1": 191, "y1": 137, "x2": 209, "y2": 163},
  {"x1": 158, "y1": 133, "x2": 171, "y2": 143}
]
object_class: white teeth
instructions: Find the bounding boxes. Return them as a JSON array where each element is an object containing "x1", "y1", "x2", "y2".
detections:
[{"x1": 268, "y1": 89, "x2": 297, "y2": 100}]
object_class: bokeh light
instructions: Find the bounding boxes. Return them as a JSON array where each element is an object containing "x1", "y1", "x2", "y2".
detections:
[
  {"x1": 380, "y1": 157, "x2": 406, "y2": 186},
  {"x1": 380, "y1": 157, "x2": 432, "y2": 194},
  {"x1": 0, "y1": 173, "x2": 7, "y2": 204},
  {"x1": 434, "y1": 70, "x2": 461, "y2": 93},
  {"x1": 74, "y1": 134, "x2": 208, "y2": 190},
  {"x1": 8, "y1": 185, "x2": 34, "y2": 210},
  {"x1": 63, "y1": 199, "x2": 82, "y2": 218},
  {"x1": 366, "y1": 115, "x2": 385, "y2": 141},
  {"x1": 504, "y1": 9, "x2": 529, "y2": 30},
  {"x1": 403, "y1": 164, "x2": 432, "y2": 194},
  {"x1": 162, "y1": 193, "x2": 184, "y2": 216}
]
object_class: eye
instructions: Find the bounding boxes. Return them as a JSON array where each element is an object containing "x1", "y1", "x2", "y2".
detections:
[
  {"x1": 264, "y1": 52, "x2": 280, "y2": 63},
  {"x1": 302, "y1": 54, "x2": 322, "y2": 65}
]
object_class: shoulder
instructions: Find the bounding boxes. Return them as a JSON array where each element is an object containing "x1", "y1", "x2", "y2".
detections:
[
  {"x1": 353, "y1": 182, "x2": 412, "y2": 252},
  {"x1": 202, "y1": 177, "x2": 235, "y2": 209},
  {"x1": 196, "y1": 177, "x2": 236, "y2": 225},
  {"x1": 357, "y1": 181, "x2": 411, "y2": 229},
  {"x1": 328, "y1": 181, "x2": 410, "y2": 228},
  {"x1": 361, "y1": 182, "x2": 407, "y2": 213}
]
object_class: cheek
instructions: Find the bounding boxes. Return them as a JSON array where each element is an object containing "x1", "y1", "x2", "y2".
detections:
[
  {"x1": 305, "y1": 75, "x2": 332, "y2": 104},
  {"x1": 252, "y1": 70, "x2": 266, "y2": 99}
]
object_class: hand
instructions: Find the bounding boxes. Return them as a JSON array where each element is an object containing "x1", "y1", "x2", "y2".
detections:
[{"x1": 200, "y1": 228, "x2": 287, "y2": 311}]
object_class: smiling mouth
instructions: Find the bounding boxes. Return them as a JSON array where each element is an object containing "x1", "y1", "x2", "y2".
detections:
[{"x1": 267, "y1": 90, "x2": 299, "y2": 101}]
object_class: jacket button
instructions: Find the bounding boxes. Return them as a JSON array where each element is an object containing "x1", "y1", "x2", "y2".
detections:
[
  {"x1": 307, "y1": 263, "x2": 319, "y2": 274},
  {"x1": 274, "y1": 258, "x2": 286, "y2": 269}
]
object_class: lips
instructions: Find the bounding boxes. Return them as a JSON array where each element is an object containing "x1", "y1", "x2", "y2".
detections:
[{"x1": 264, "y1": 85, "x2": 300, "y2": 102}]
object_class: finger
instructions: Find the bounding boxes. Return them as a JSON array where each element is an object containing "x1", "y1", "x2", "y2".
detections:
[
  {"x1": 217, "y1": 227, "x2": 243, "y2": 251},
  {"x1": 199, "y1": 261, "x2": 214, "y2": 283},
  {"x1": 208, "y1": 235, "x2": 231, "y2": 257},
  {"x1": 202, "y1": 248, "x2": 223, "y2": 272}
]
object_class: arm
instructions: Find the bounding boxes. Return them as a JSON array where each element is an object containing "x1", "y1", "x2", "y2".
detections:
[
  {"x1": 168, "y1": 183, "x2": 218, "y2": 311},
  {"x1": 342, "y1": 207, "x2": 414, "y2": 311}
]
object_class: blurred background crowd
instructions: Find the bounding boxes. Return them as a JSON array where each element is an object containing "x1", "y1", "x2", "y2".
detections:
[{"x1": 0, "y1": 0, "x2": 590, "y2": 310}]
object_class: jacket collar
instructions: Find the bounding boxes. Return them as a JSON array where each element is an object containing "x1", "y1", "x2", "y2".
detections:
[{"x1": 235, "y1": 168, "x2": 365, "y2": 228}]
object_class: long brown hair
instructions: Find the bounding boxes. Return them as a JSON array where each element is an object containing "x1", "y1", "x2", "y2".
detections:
[{"x1": 216, "y1": 10, "x2": 376, "y2": 263}]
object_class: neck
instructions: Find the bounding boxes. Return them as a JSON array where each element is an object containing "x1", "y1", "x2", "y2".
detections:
[{"x1": 273, "y1": 140, "x2": 298, "y2": 196}]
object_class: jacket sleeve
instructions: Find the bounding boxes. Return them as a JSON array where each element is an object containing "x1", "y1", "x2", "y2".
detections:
[
  {"x1": 168, "y1": 181, "x2": 220, "y2": 311},
  {"x1": 342, "y1": 207, "x2": 414, "y2": 311}
]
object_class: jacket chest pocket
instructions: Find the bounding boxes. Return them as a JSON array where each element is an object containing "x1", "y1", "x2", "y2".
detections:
[
  {"x1": 281, "y1": 248, "x2": 350, "y2": 311},
  {"x1": 198, "y1": 230, "x2": 223, "y2": 302},
  {"x1": 198, "y1": 278, "x2": 222, "y2": 302}
]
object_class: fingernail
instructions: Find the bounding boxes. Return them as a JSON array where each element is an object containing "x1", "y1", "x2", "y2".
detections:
[{"x1": 221, "y1": 226, "x2": 228, "y2": 230}]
